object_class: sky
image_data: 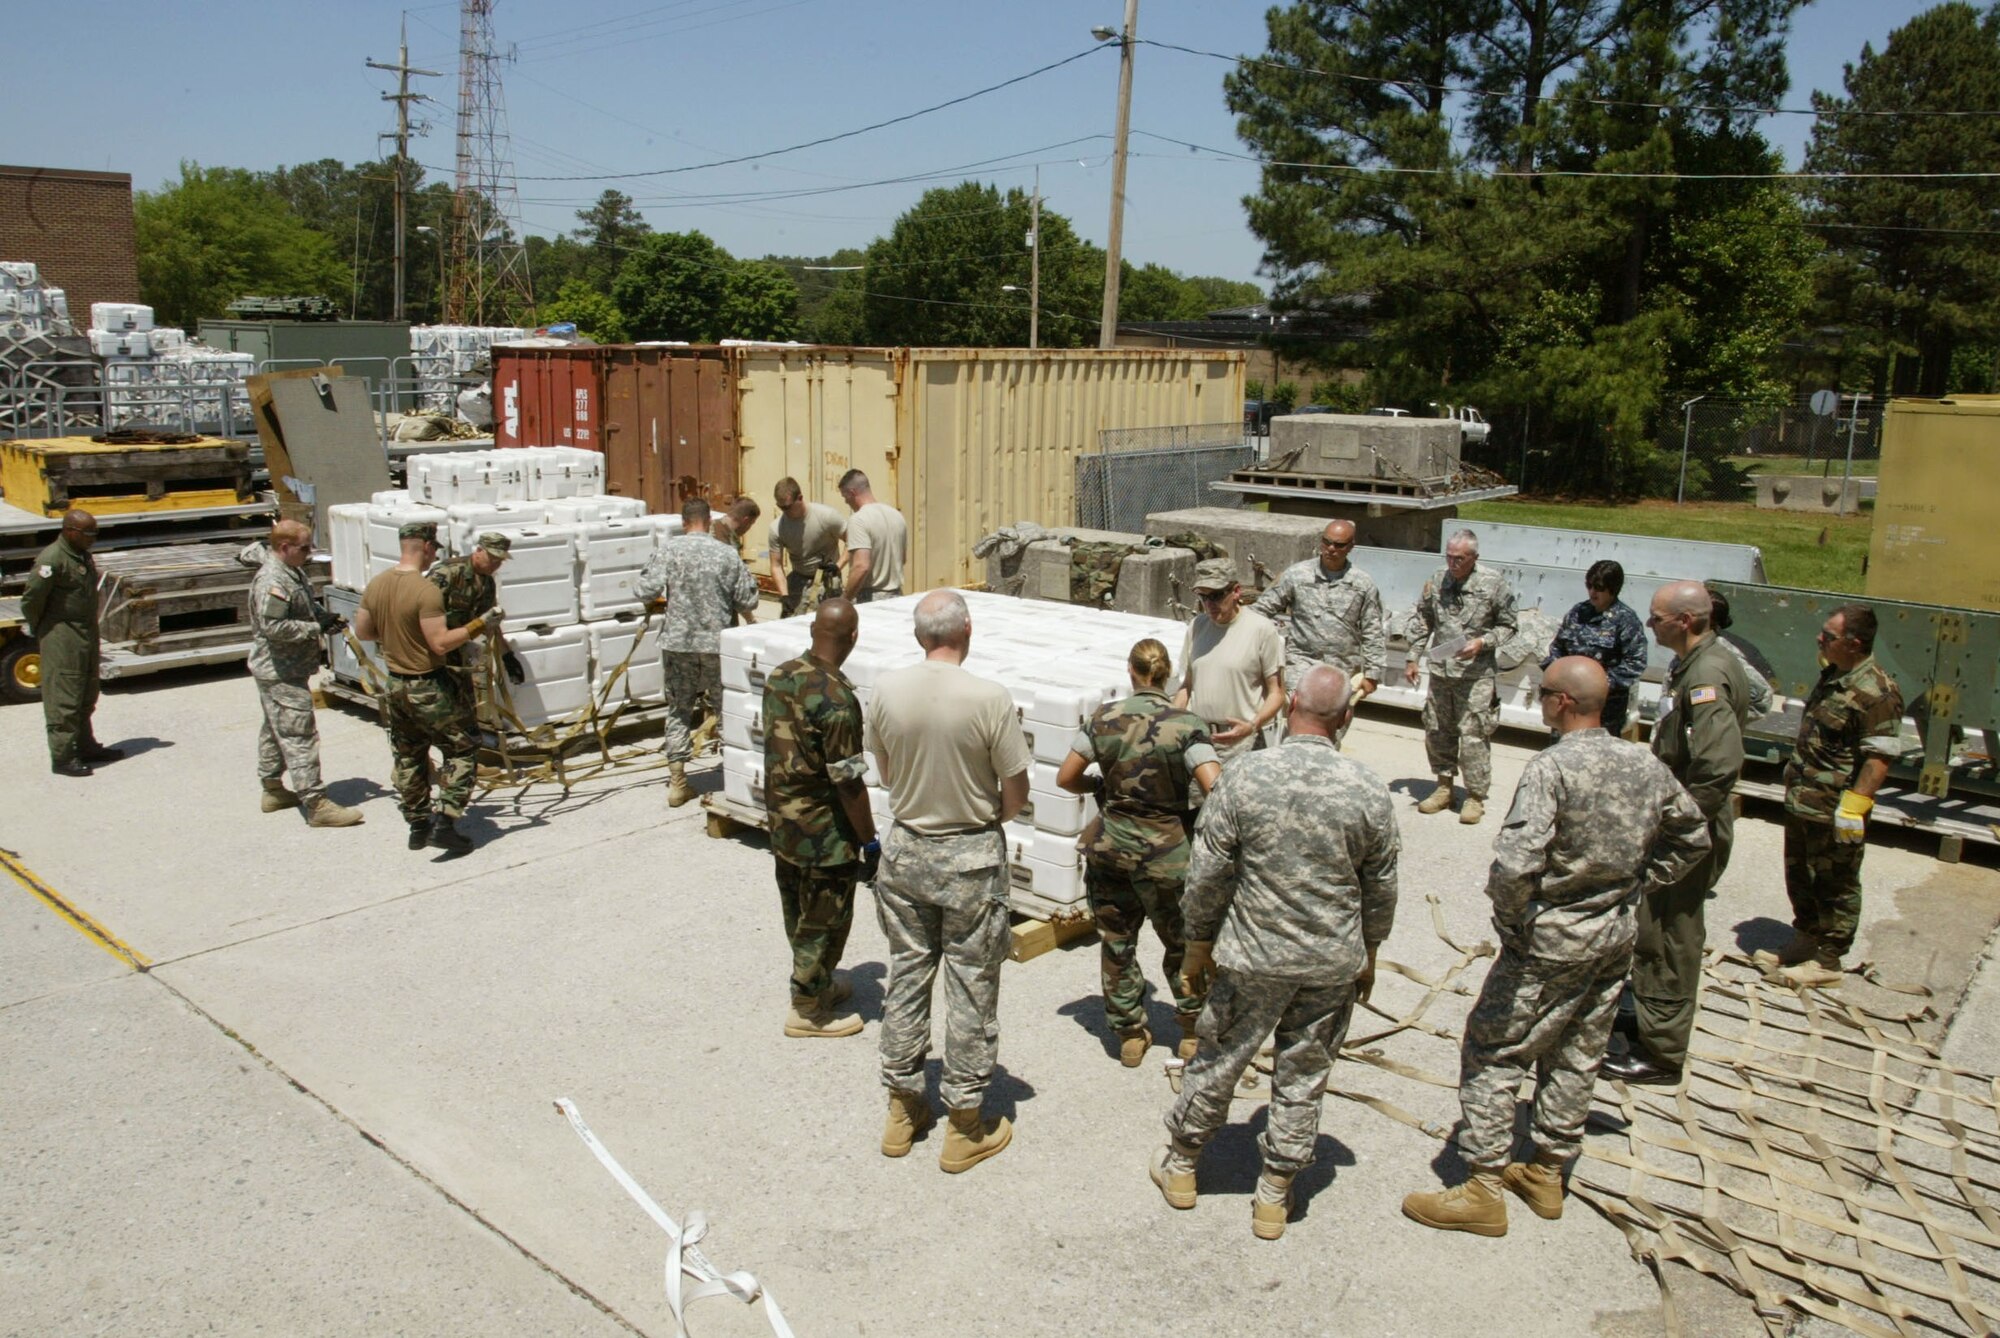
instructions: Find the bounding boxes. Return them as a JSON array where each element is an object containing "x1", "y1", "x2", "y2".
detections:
[{"x1": 6, "y1": 0, "x2": 1943, "y2": 290}]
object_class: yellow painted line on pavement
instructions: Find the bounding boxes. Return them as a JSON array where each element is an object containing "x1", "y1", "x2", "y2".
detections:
[{"x1": 0, "y1": 846, "x2": 151, "y2": 970}]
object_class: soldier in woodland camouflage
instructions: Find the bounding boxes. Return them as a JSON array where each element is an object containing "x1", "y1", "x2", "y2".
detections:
[
  {"x1": 1253, "y1": 518, "x2": 1386, "y2": 746},
  {"x1": 1151, "y1": 666, "x2": 1399, "y2": 1241},
  {"x1": 635, "y1": 497, "x2": 760, "y2": 806},
  {"x1": 1774, "y1": 604, "x2": 1904, "y2": 989},
  {"x1": 1405, "y1": 529, "x2": 1518, "y2": 823},
  {"x1": 428, "y1": 533, "x2": 523, "y2": 697},
  {"x1": 1402, "y1": 658, "x2": 1708, "y2": 1237},
  {"x1": 1056, "y1": 638, "x2": 1222, "y2": 1067},
  {"x1": 242, "y1": 520, "x2": 361, "y2": 827},
  {"x1": 762, "y1": 599, "x2": 877, "y2": 1039}
]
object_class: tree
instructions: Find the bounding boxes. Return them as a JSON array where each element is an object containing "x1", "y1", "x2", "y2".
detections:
[
  {"x1": 135, "y1": 163, "x2": 347, "y2": 329},
  {"x1": 525, "y1": 235, "x2": 591, "y2": 307},
  {"x1": 769, "y1": 249, "x2": 869, "y2": 342},
  {"x1": 1806, "y1": 3, "x2": 2000, "y2": 396},
  {"x1": 610, "y1": 230, "x2": 732, "y2": 341},
  {"x1": 572, "y1": 189, "x2": 652, "y2": 289},
  {"x1": 1226, "y1": 0, "x2": 1812, "y2": 494},
  {"x1": 861, "y1": 182, "x2": 1102, "y2": 346},
  {"x1": 535, "y1": 279, "x2": 630, "y2": 342},
  {"x1": 719, "y1": 261, "x2": 800, "y2": 340}
]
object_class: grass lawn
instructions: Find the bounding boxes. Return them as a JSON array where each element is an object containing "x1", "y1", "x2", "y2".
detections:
[
  {"x1": 1723, "y1": 453, "x2": 1879, "y2": 478},
  {"x1": 1458, "y1": 496, "x2": 1873, "y2": 593}
]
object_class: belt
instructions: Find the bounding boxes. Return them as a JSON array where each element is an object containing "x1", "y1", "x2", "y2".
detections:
[{"x1": 389, "y1": 667, "x2": 449, "y2": 680}]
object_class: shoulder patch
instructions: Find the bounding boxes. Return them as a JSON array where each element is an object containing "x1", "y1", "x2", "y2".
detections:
[
  {"x1": 1690, "y1": 686, "x2": 1719, "y2": 705},
  {"x1": 38, "y1": 564, "x2": 53, "y2": 578}
]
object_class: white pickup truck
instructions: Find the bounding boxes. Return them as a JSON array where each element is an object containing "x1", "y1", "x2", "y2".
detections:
[{"x1": 1433, "y1": 404, "x2": 1490, "y2": 443}]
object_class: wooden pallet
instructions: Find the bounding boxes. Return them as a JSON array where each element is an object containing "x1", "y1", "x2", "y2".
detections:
[
  {"x1": 1226, "y1": 468, "x2": 1452, "y2": 498},
  {"x1": 95, "y1": 542, "x2": 328, "y2": 652},
  {"x1": 0, "y1": 435, "x2": 253, "y2": 517}
]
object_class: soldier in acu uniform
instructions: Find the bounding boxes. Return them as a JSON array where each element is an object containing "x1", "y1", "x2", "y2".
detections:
[
  {"x1": 1253, "y1": 518, "x2": 1386, "y2": 746},
  {"x1": 1603, "y1": 581, "x2": 1751, "y2": 1085},
  {"x1": 762, "y1": 598, "x2": 877, "y2": 1040},
  {"x1": 1405, "y1": 528, "x2": 1518, "y2": 824},
  {"x1": 1774, "y1": 603, "x2": 1904, "y2": 990},
  {"x1": 1402, "y1": 658, "x2": 1707, "y2": 1237},
  {"x1": 242, "y1": 519, "x2": 362, "y2": 827},
  {"x1": 22, "y1": 509, "x2": 121, "y2": 776},
  {"x1": 635, "y1": 498, "x2": 759, "y2": 807},
  {"x1": 1055, "y1": 638, "x2": 1222, "y2": 1067},
  {"x1": 1151, "y1": 666, "x2": 1399, "y2": 1241}
]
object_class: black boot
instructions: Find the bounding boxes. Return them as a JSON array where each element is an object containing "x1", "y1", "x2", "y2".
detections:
[
  {"x1": 1600, "y1": 1047, "x2": 1682, "y2": 1086},
  {"x1": 52, "y1": 758, "x2": 93, "y2": 777},
  {"x1": 408, "y1": 819, "x2": 432, "y2": 850},
  {"x1": 428, "y1": 813, "x2": 474, "y2": 853},
  {"x1": 81, "y1": 742, "x2": 125, "y2": 763}
]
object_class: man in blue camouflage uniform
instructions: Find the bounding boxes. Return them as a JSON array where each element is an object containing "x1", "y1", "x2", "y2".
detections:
[
  {"x1": 636, "y1": 497, "x2": 759, "y2": 807},
  {"x1": 1402, "y1": 657, "x2": 1707, "y2": 1236},
  {"x1": 1405, "y1": 529, "x2": 1518, "y2": 824},
  {"x1": 242, "y1": 519, "x2": 361, "y2": 828},
  {"x1": 1773, "y1": 603, "x2": 1904, "y2": 990},
  {"x1": 1253, "y1": 518, "x2": 1385, "y2": 747},
  {"x1": 763, "y1": 598, "x2": 877, "y2": 1039},
  {"x1": 1151, "y1": 666, "x2": 1400, "y2": 1240},
  {"x1": 1540, "y1": 560, "x2": 1649, "y2": 735},
  {"x1": 1056, "y1": 637, "x2": 1222, "y2": 1067}
]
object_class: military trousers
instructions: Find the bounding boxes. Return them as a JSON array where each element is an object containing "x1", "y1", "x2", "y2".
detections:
[
  {"x1": 1783, "y1": 814, "x2": 1864, "y2": 959},
  {"x1": 1631, "y1": 811, "x2": 1733, "y2": 1068},
  {"x1": 1281, "y1": 655, "x2": 1356, "y2": 748},
  {"x1": 381, "y1": 670, "x2": 479, "y2": 824},
  {"x1": 873, "y1": 826, "x2": 1009, "y2": 1112},
  {"x1": 660, "y1": 651, "x2": 721, "y2": 764},
  {"x1": 255, "y1": 675, "x2": 323, "y2": 802},
  {"x1": 1423, "y1": 672, "x2": 1498, "y2": 798},
  {"x1": 1084, "y1": 858, "x2": 1204, "y2": 1033},
  {"x1": 39, "y1": 624, "x2": 100, "y2": 766},
  {"x1": 1164, "y1": 967, "x2": 1357, "y2": 1177},
  {"x1": 775, "y1": 855, "x2": 858, "y2": 1004},
  {"x1": 1458, "y1": 944, "x2": 1629, "y2": 1170},
  {"x1": 780, "y1": 567, "x2": 842, "y2": 618}
]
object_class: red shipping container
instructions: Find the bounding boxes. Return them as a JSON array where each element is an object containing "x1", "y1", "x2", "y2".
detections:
[{"x1": 492, "y1": 345, "x2": 605, "y2": 449}]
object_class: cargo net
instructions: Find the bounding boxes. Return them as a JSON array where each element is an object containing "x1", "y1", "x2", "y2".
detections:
[{"x1": 1200, "y1": 897, "x2": 2000, "y2": 1338}]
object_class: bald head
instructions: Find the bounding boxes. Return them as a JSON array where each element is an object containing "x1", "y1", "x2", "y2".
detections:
[
  {"x1": 61, "y1": 509, "x2": 98, "y2": 550},
  {"x1": 1542, "y1": 656, "x2": 1608, "y2": 714},
  {"x1": 1658, "y1": 580, "x2": 1711, "y2": 622},
  {"x1": 1318, "y1": 519, "x2": 1356, "y2": 570},
  {"x1": 809, "y1": 597, "x2": 859, "y2": 667},
  {"x1": 1287, "y1": 665, "x2": 1353, "y2": 738},
  {"x1": 1647, "y1": 580, "x2": 1712, "y2": 653}
]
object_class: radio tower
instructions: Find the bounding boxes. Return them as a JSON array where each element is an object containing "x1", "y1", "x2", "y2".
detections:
[{"x1": 445, "y1": 0, "x2": 534, "y2": 324}]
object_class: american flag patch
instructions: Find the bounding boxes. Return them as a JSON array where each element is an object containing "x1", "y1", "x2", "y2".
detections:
[{"x1": 1690, "y1": 686, "x2": 1719, "y2": 705}]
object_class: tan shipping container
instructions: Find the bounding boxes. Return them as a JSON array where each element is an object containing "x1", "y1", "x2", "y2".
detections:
[
  {"x1": 734, "y1": 347, "x2": 1244, "y2": 589},
  {"x1": 1868, "y1": 396, "x2": 2000, "y2": 612}
]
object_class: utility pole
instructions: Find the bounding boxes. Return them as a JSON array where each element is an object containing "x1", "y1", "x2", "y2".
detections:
[
  {"x1": 368, "y1": 19, "x2": 440, "y2": 322},
  {"x1": 1096, "y1": 0, "x2": 1138, "y2": 350},
  {"x1": 1029, "y1": 167, "x2": 1041, "y2": 351}
]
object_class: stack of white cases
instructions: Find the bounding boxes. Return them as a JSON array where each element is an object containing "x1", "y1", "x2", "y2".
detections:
[
  {"x1": 718, "y1": 591, "x2": 1187, "y2": 918},
  {"x1": 0, "y1": 261, "x2": 70, "y2": 340},
  {"x1": 324, "y1": 452, "x2": 704, "y2": 733}
]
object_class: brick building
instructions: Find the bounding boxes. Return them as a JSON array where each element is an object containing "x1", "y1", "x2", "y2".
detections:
[{"x1": 0, "y1": 165, "x2": 138, "y2": 324}]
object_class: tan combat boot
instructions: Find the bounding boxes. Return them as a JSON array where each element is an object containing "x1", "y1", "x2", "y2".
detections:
[
  {"x1": 1781, "y1": 956, "x2": 1845, "y2": 990},
  {"x1": 1251, "y1": 1172, "x2": 1294, "y2": 1240},
  {"x1": 939, "y1": 1107, "x2": 1012, "y2": 1173},
  {"x1": 304, "y1": 796, "x2": 364, "y2": 828},
  {"x1": 1174, "y1": 1011, "x2": 1201, "y2": 1061},
  {"x1": 784, "y1": 996, "x2": 863, "y2": 1039},
  {"x1": 1458, "y1": 796, "x2": 1485, "y2": 825},
  {"x1": 1502, "y1": 1156, "x2": 1566, "y2": 1220},
  {"x1": 261, "y1": 780, "x2": 300, "y2": 812},
  {"x1": 1118, "y1": 1026, "x2": 1152, "y2": 1067},
  {"x1": 666, "y1": 762, "x2": 696, "y2": 808},
  {"x1": 881, "y1": 1090, "x2": 934, "y2": 1158},
  {"x1": 1149, "y1": 1143, "x2": 1198, "y2": 1210},
  {"x1": 1417, "y1": 778, "x2": 1455, "y2": 814},
  {"x1": 1402, "y1": 1172, "x2": 1508, "y2": 1236}
]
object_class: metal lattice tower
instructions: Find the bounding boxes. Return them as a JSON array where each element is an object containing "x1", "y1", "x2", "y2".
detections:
[{"x1": 445, "y1": 0, "x2": 534, "y2": 325}]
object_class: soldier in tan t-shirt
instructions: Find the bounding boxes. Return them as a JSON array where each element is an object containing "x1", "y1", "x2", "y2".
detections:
[
  {"x1": 1176, "y1": 559, "x2": 1286, "y2": 762},
  {"x1": 863, "y1": 590, "x2": 1028, "y2": 1173},
  {"x1": 838, "y1": 467, "x2": 907, "y2": 603},
  {"x1": 770, "y1": 476, "x2": 847, "y2": 615}
]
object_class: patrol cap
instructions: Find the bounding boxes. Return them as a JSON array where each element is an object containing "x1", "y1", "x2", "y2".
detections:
[
  {"x1": 398, "y1": 520, "x2": 439, "y2": 543},
  {"x1": 1192, "y1": 557, "x2": 1238, "y2": 593},
  {"x1": 476, "y1": 532, "x2": 513, "y2": 559}
]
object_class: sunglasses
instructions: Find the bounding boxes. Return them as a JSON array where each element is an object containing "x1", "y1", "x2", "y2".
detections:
[
  {"x1": 1537, "y1": 686, "x2": 1566, "y2": 701},
  {"x1": 1319, "y1": 538, "x2": 1354, "y2": 549}
]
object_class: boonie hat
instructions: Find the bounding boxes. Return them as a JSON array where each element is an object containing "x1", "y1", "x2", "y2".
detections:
[
  {"x1": 476, "y1": 532, "x2": 513, "y2": 559},
  {"x1": 1192, "y1": 558, "x2": 1237, "y2": 593},
  {"x1": 398, "y1": 520, "x2": 439, "y2": 542}
]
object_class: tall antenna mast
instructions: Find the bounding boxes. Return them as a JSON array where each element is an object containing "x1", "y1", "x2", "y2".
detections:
[
  {"x1": 367, "y1": 18, "x2": 439, "y2": 321},
  {"x1": 446, "y1": 0, "x2": 534, "y2": 324}
]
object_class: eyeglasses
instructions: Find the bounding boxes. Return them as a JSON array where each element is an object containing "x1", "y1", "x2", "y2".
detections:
[
  {"x1": 1319, "y1": 538, "x2": 1354, "y2": 549},
  {"x1": 1816, "y1": 629, "x2": 1847, "y2": 645},
  {"x1": 1196, "y1": 589, "x2": 1230, "y2": 605}
]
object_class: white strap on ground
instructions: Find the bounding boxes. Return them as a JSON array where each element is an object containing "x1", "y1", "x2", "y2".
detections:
[{"x1": 554, "y1": 1098, "x2": 795, "y2": 1338}]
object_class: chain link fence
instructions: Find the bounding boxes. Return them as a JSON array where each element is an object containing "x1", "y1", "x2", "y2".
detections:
[
  {"x1": 1658, "y1": 396, "x2": 1887, "y2": 503},
  {"x1": 1077, "y1": 422, "x2": 1252, "y2": 532}
]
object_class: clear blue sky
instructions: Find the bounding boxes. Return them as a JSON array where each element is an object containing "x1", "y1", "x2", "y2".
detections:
[{"x1": 6, "y1": 0, "x2": 1940, "y2": 289}]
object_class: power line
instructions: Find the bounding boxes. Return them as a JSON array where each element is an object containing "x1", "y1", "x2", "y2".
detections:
[
  {"x1": 1139, "y1": 36, "x2": 2000, "y2": 121},
  {"x1": 420, "y1": 45, "x2": 1110, "y2": 182},
  {"x1": 513, "y1": 0, "x2": 820, "y2": 63}
]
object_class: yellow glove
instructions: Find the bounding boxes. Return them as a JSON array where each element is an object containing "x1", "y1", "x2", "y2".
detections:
[
  {"x1": 1181, "y1": 941, "x2": 1216, "y2": 997},
  {"x1": 463, "y1": 616, "x2": 487, "y2": 638},
  {"x1": 1834, "y1": 789, "x2": 1872, "y2": 845}
]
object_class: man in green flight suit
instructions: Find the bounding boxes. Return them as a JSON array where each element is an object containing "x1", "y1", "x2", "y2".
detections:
[{"x1": 22, "y1": 509, "x2": 122, "y2": 776}]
